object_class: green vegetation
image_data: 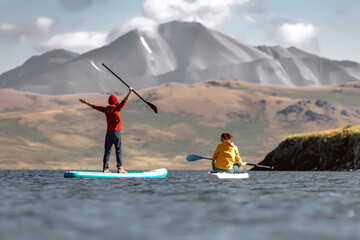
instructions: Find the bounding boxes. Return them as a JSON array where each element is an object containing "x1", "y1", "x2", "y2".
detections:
[
  {"x1": 226, "y1": 120, "x2": 272, "y2": 155},
  {"x1": 263, "y1": 124, "x2": 360, "y2": 171},
  {"x1": 282, "y1": 125, "x2": 360, "y2": 147},
  {"x1": 122, "y1": 102, "x2": 275, "y2": 158},
  {"x1": 0, "y1": 118, "x2": 48, "y2": 143},
  {"x1": 282, "y1": 122, "x2": 304, "y2": 132},
  {"x1": 1, "y1": 107, "x2": 25, "y2": 113},
  {"x1": 123, "y1": 103, "x2": 221, "y2": 156},
  {"x1": 1, "y1": 79, "x2": 360, "y2": 170}
]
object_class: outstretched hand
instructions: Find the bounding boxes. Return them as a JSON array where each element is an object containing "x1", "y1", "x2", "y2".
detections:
[
  {"x1": 79, "y1": 98, "x2": 90, "y2": 105},
  {"x1": 79, "y1": 98, "x2": 93, "y2": 108}
]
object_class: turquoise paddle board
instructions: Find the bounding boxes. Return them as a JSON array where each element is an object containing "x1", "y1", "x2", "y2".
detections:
[{"x1": 64, "y1": 168, "x2": 168, "y2": 179}]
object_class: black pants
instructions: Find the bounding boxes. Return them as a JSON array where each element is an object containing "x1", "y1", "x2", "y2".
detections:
[{"x1": 103, "y1": 131, "x2": 122, "y2": 169}]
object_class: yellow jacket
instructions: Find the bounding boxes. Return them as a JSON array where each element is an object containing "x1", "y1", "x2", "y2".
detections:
[{"x1": 212, "y1": 141, "x2": 245, "y2": 170}]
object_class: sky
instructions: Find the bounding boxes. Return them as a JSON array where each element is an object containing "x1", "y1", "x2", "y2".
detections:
[{"x1": 0, "y1": 0, "x2": 359, "y2": 75}]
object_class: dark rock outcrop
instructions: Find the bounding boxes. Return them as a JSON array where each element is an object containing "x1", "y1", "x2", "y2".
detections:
[
  {"x1": 254, "y1": 125, "x2": 360, "y2": 171},
  {"x1": 315, "y1": 100, "x2": 335, "y2": 112},
  {"x1": 276, "y1": 99, "x2": 335, "y2": 124},
  {"x1": 304, "y1": 110, "x2": 331, "y2": 123},
  {"x1": 277, "y1": 100, "x2": 310, "y2": 117},
  {"x1": 226, "y1": 111, "x2": 251, "y2": 121}
]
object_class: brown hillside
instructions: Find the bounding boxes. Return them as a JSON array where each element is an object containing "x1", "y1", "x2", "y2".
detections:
[{"x1": 0, "y1": 80, "x2": 359, "y2": 170}]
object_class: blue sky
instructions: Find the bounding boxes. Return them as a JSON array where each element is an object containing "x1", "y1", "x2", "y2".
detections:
[{"x1": 0, "y1": 0, "x2": 359, "y2": 75}]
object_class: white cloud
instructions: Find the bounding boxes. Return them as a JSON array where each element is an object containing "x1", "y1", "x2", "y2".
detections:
[
  {"x1": 36, "y1": 17, "x2": 54, "y2": 32},
  {"x1": 108, "y1": 0, "x2": 249, "y2": 41},
  {"x1": 37, "y1": 31, "x2": 108, "y2": 50},
  {"x1": 142, "y1": 0, "x2": 249, "y2": 28},
  {"x1": 107, "y1": 17, "x2": 158, "y2": 42},
  {"x1": 277, "y1": 23, "x2": 318, "y2": 45},
  {"x1": 0, "y1": 17, "x2": 54, "y2": 44},
  {"x1": 244, "y1": 14, "x2": 256, "y2": 24},
  {"x1": 0, "y1": 23, "x2": 17, "y2": 31}
]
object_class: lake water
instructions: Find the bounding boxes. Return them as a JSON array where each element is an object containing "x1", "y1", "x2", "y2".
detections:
[{"x1": 1, "y1": 170, "x2": 360, "y2": 240}]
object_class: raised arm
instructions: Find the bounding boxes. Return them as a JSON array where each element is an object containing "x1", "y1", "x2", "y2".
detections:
[
  {"x1": 79, "y1": 98, "x2": 93, "y2": 108},
  {"x1": 122, "y1": 86, "x2": 133, "y2": 102}
]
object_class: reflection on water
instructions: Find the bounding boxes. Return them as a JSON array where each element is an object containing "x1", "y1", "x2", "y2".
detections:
[{"x1": 1, "y1": 170, "x2": 360, "y2": 240}]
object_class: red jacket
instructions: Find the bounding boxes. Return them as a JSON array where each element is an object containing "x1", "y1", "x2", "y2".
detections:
[{"x1": 92, "y1": 100, "x2": 127, "y2": 132}]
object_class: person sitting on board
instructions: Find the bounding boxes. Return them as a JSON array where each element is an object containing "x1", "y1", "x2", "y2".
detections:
[
  {"x1": 211, "y1": 132, "x2": 247, "y2": 173},
  {"x1": 79, "y1": 86, "x2": 133, "y2": 173}
]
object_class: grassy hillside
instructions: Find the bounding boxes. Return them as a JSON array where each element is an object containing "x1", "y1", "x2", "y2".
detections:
[
  {"x1": 285, "y1": 124, "x2": 360, "y2": 142},
  {"x1": 257, "y1": 125, "x2": 360, "y2": 171},
  {"x1": 0, "y1": 80, "x2": 359, "y2": 170}
]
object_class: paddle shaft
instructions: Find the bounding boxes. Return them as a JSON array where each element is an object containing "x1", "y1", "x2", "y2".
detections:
[
  {"x1": 245, "y1": 163, "x2": 273, "y2": 169},
  {"x1": 187, "y1": 155, "x2": 273, "y2": 169},
  {"x1": 102, "y1": 63, "x2": 157, "y2": 113}
]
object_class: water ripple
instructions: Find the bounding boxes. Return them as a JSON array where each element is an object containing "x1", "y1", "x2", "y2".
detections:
[{"x1": 1, "y1": 170, "x2": 360, "y2": 240}]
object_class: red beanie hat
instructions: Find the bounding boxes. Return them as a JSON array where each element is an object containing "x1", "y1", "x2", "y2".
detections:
[
  {"x1": 221, "y1": 132, "x2": 233, "y2": 141},
  {"x1": 108, "y1": 95, "x2": 118, "y2": 105}
]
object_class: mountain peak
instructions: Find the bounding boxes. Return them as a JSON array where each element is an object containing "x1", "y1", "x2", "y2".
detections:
[
  {"x1": 21, "y1": 49, "x2": 80, "y2": 69},
  {"x1": 160, "y1": 20, "x2": 206, "y2": 28},
  {"x1": 0, "y1": 20, "x2": 359, "y2": 95},
  {"x1": 41, "y1": 49, "x2": 80, "y2": 58}
]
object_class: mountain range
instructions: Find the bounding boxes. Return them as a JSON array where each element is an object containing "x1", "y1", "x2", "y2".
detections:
[{"x1": 1, "y1": 21, "x2": 360, "y2": 95}]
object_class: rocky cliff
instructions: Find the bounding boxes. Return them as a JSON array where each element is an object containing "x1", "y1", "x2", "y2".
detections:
[{"x1": 255, "y1": 125, "x2": 360, "y2": 171}]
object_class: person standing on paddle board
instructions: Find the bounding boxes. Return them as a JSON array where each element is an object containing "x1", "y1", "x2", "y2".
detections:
[
  {"x1": 211, "y1": 132, "x2": 247, "y2": 173},
  {"x1": 79, "y1": 87, "x2": 133, "y2": 173}
]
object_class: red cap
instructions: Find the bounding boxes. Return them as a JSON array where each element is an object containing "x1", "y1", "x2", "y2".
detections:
[
  {"x1": 108, "y1": 95, "x2": 118, "y2": 105},
  {"x1": 221, "y1": 132, "x2": 233, "y2": 141}
]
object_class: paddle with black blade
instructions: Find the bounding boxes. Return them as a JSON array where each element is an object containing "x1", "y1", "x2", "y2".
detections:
[
  {"x1": 102, "y1": 63, "x2": 158, "y2": 113},
  {"x1": 186, "y1": 154, "x2": 274, "y2": 169}
]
